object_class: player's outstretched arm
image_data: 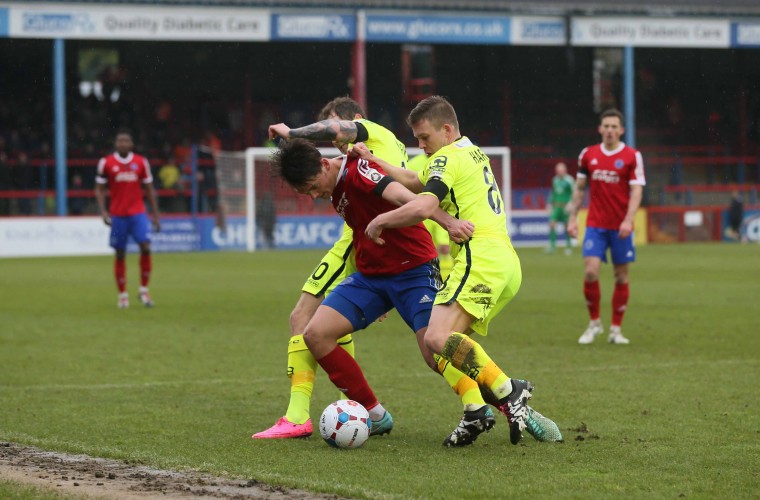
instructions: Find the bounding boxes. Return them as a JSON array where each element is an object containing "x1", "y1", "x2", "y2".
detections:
[
  {"x1": 287, "y1": 119, "x2": 359, "y2": 144},
  {"x1": 366, "y1": 194, "x2": 439, "y2": 245},
  {"x1": 352, "y1": 143, "x2": 423, "y2": 193},
  {"x1": 432, "y1": 210, "x2": 474, "y2": 244},
  {"x1": 94, "y1": 183, "x2": 111, "y2": 226},
  {"x1": 379, "y1": 181, "x2": 473, "y2": 243}
]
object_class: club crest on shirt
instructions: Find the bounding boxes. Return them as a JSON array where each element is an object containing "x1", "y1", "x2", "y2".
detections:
[
  {"x1": 130, "y1": 163, "x2": 138, "y2": 171},
  {"x1": 614, "y1": 159, "x2": 624, "y2": 169}
]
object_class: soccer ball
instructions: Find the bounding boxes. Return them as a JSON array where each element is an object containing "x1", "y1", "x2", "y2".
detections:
[{"x1": 319, "y1": 400, "x2": 371, "y2": 449}]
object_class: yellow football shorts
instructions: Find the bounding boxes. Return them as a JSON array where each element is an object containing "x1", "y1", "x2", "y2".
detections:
[
  {"x1": 434, "y1": 238, "x2": 522, "y2": 336},
  {"x1": 301, "y1": 222, "x2": 356, "y2": 298}
]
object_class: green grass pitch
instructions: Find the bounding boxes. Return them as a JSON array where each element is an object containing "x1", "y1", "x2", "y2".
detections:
[{"x1": 1, "y1": 244, "x2": 758, "y2": 498}]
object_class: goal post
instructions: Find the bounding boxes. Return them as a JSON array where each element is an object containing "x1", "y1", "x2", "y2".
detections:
[{"x1": 215, "y1": 145, "x2": 511, "y2": 252}]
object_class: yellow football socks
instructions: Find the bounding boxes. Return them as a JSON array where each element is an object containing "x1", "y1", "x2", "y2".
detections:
[
  {"x1": 284, "y1": 334, "x2": 316, "y2": 425},
  {"x1": 284, "y1": 333, "x2": 356, "y2": 424},
  {"x1": 441, "y1": 332, "x2": 512, "y2": 401},
  {"x1": 434, "y1": 353, "x2": 485, "y2": 411},
  {"x1": 336, "y1": 334, "x2": 355, "y2": 399}
]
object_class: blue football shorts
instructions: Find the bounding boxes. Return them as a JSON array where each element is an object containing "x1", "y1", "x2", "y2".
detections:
[
  {"x1": 322, "y1": 261, "x2": 439, "y2": 333},
  {"x1": 582, "y1": 226, "x2": 635, "y2": 264},
  {"x1": 110, "y1": 213, "x2": 151, "y2": 250}
]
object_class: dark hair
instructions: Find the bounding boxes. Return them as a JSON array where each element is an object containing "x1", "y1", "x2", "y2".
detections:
[
  {"x1": 270, "y1": 138, "x2": 323, "y2": 190},
  {"x1": 318, "y1": 96, "x2": 365, "y2": 121},
  {"x1": 115, "y1": 127, "x2": 133, "y2": 140},
  {"x1": 600, "y1": 109, "x2": 624, "y2": 124},
  {"x1": 407, "y1": 95, "x2": 459, "y2": 129}
]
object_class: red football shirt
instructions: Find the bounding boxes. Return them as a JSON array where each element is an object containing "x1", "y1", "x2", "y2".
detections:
[
  {"x1": 332, "y1": 156, "x2": 437, "y2": 276},
  {"x1": 95, "y1": 152, "x2": 153, "y2": 217},
  {"x1": 577, "y1": 143, "x2": 646, "y2": 230}
]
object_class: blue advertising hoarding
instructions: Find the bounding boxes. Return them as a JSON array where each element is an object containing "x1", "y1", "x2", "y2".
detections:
[
  {"x1": 722, "y1": 209, "x2": 760, "y2": 242},
  {"x1": 731, "y1": 22, "x2": 760, "y2": 48},
  {"x1": 271, "y1": 13, "x2": 355, "y2": 41},
  {"x1": 365, "y1": 13, "x2": 510, "y2": 44},
  {"x1": 128, "y1": 215, "x2": 345, "y2": 253},
  {"x1": 508, "y1": 210, "x2": 563, "y2": 246},
  {"x1": 0, "y1": 8, "x2": 9, "y2": 36},
  {"x1": 126, "y1": 212, "x2": 557, "y2": 253}
]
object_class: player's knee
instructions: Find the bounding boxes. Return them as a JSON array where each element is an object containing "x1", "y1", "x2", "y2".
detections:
[
  {"x1": 289, "y1": 308, "x2": 308, "y2": 336},
  {"x1": 584, "y1": 270, "x2": 599, "y2": 282},
  {"x1": 613, "y1": 272, "x2": 629, "y2": 285},
  {"x1": 423, "y1": 330, "x2": 446, "y2": 356}
]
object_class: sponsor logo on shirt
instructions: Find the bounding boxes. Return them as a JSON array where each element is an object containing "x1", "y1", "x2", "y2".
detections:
[
  {"x1": 115, "y1": 171, "x2": 139, "y2": 182},
  {"x1": 591, "y1": 169, "x2": 620, "y2": 184},
  {"x1": 428, "y1": 155, "x2": 447, "y2": 181}
]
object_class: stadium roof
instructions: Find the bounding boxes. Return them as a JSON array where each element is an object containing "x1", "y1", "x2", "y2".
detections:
[{"x1": 18, "y1": 0, "x2": 760, "y2": 17}]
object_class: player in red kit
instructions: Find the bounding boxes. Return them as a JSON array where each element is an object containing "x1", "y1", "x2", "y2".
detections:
[
  {"x1": 95, "y1": 129, "x2": 161, "y2": 309},
  {"x1": 567, "y1": 109, "x2": 646, "y2": 345},
  {"x1": 269, "y1": 137, "x2": 480, "y2": 441}
]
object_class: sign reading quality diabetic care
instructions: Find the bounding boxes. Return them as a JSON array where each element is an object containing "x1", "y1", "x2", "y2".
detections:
[
  {"x1": 572, "y1": 17, "x2": 730, "y2": 48},
  {"x1": 8, "y1": 4, "x2": 270, "y2": 40}
]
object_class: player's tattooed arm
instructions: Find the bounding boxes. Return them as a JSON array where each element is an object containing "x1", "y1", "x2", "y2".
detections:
[{"x1": 289, "y1": 120, "x2": 358, "y2": 143}]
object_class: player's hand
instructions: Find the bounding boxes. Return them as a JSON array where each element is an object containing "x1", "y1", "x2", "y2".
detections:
[
  {"x1": 618, "y1": 219, "x2": 633, "y2": 239},
  {"x1": 101, "y1": 213, "x2": 112, "y2": 226},
  {"x1": 567, "y1": 218, "x2": 578, "y2": 238},
  {"x1": 365, "y1": 217, "x2": 385, "y2": 245},
  {"x1": 564, "y1": 202, "x2": 573, "y2": 215},
  {"x1": 268, "y1": 123, "x2": 291, "y2": 141},
  {"x1": 447, "y1": 219, "x2": 474, "y2": 244},
  {"x1": 351, "y1": 142, "x2": 373, "y2": 161},
  {"x1": 153, "y1": 216, "x2": 161, "y2": 233}
]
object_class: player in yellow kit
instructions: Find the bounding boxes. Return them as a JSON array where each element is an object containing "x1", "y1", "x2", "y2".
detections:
[{"x1": 360, "y1": 96, "x2": 562, "y2": 445}]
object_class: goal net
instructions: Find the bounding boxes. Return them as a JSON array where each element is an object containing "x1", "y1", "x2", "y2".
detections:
[{"x1": 213, "y1": 146, "x2": 510, "y2": 252}]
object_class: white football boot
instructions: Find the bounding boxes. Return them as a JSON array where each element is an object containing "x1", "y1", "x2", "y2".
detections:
[
  {"x1": 578, "y1": 319, "x2": 603, "y2": 344},
  {"x1": 608, "y1": 326, "x2": 630, "y2": 345}
]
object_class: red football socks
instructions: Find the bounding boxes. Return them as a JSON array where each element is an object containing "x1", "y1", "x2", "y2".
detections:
[
  {"x1": 611, "y1": 282, "x2": 630, "y2": 327},
  {"x1": 584, "y1": 280, "x2": 601, "y2": 321},
  {"x1": 316, "y1": 345, "x2": 379, "y2": 411},
  {"x1": 114, "y1": 258, "x2": 126, "y2": 293},
  {"x1": 140, "y1": 252, "x2": 152, "y2": 287}
]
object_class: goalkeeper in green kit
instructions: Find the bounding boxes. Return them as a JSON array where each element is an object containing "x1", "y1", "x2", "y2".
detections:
[{"x1": 546, "y1": 161, "x2": 574, "y2": 254}]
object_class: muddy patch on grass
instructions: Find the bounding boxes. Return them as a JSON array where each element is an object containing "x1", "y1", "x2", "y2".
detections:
[{"x1": 0, "y1": 442, "x2": 341, "y2": 499}]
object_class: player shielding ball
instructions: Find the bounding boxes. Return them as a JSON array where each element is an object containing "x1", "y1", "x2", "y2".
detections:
[
  {"x1": 269, "y1": 137, "x2": 476, "y2": 442},
  {"x1": 567, "y1": 109, "x2": 646, "y2": 345},
  {"x1": 95, "y1": 129, "x2": 160, "y2": 309},
  {"x1": 254, "y1": 98, "x2": 411, "y2": 440}
]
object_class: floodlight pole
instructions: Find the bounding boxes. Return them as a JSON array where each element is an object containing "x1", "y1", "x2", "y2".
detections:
[
  {"x1": 352, "y1": 10, "x2": 367, "y2": 112},
  {"x1": 623, "y1": 45, "x2": 636, "y2": 148},
  {"x1": 53, "y1": 38, "x2": 68, "y2": 216}
]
